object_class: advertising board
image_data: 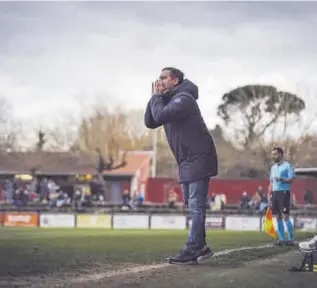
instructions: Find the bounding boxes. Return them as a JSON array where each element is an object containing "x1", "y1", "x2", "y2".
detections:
[
  {"x1": 76, "y1": 214, "x2": 111, "y2": 228},
  {"x1": 113, "y1": 214, "x2": 149, "y2": 229},
  {"x1": 40, "y1": 214, "x2": 75, "y2": 228},
  {"x1": 225, "y1": 216, "x2": 261, "y2": 231},
  {"x1": 295, "y1": 217, "x2": 317, "y2": 231},
  {"x1": 4, "y1": 212, "x2": 38, "y2": 227},
  {"x1": 188, "y1": 216, "x2": 224, "y2": 230},
  {"x1": 151, "y1": 215, "x2": 186, "y2": 229}
]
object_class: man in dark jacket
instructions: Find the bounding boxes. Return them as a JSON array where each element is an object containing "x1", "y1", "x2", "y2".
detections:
[{"x1": 144, "y1": 67, "x2": 218, "y2": 264}]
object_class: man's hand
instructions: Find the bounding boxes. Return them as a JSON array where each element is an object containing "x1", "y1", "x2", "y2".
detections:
[
  {"x1": 268, "y1": 192, "x2": 272, "y2": 207},
  {"x1": 274, "y1": 176, "x2": 281, "y2": 181},
  {"x1": 152, "y1": 80, "x2": 165, "y2": 95}
]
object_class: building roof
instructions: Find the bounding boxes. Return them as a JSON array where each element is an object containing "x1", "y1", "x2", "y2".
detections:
[
  {"x1": 0, "y1": 151, "x2": 24, "y2": 173},
  {"x1": 9, "y1": 151, "x2": 96, "y2": 175},
  {"x1": 295, "y1": 167, "x2": 317, "y2": 177},
  {"x1": 0, "y1": 150, "x2": 152, "y2": 176}
]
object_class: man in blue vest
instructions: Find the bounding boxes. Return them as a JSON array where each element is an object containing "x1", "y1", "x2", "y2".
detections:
[
  {"x1": 144, "y1": 67, "x2": 218, "y2": 264},
  {"x1": 268, "y1": 147, "x2": 296, "y2": 245}
]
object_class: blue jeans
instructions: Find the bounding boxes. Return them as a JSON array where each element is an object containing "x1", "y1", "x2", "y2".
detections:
[{"x1": 182, "y1": 178, "x2": 210, "y2": 253}]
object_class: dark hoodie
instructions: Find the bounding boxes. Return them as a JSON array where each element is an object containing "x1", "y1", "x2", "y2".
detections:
[{"x1": 144, "y1": 79, "x2": 218, "y2": 183}]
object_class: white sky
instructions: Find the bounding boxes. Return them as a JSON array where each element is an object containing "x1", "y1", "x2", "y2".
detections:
[{"x1": 1, "y1": 2, "x2": 317, "y2": 141}]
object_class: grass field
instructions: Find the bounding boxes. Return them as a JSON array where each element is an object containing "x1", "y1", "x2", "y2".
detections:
[{"x1": 0, "y1": 228, "x2": 314, "y2": 288}]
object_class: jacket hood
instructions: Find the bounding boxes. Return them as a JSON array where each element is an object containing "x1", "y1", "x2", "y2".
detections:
[{"x1": 174, "y1": 79, "x2": 199, "y2": 100}]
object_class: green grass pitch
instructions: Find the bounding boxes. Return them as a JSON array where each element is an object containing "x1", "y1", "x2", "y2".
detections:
[{"x1": 0, "y1": 228, "x2": 312, "y2": 278}]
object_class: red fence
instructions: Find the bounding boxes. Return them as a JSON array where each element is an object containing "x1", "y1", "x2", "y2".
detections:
[
  {"x1": 1, "y1": 177, "x2": 316, "y2": 205},
  {"x1": 145, "y1": 177, "x2": 317, "y2": 205}
]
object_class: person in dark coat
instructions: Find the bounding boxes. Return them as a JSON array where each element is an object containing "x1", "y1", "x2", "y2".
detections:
[{"x1": 144, "y1": 67, "x2": 218, "y2": 264}]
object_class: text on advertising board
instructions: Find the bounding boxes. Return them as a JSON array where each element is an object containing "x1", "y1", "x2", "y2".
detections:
[
  {"x1": 4, "y1": 213, "x2": 38, "y2": 227},
  {"x1": 113, "y1": 214, "x2": 149, "y2": 229},
  {"x1": 295, "y1": 217, "x2": 317, "y2": 231},
  {"x1": 40, "y1": 214, "x2": 75, "y2": 228},
  {"x1": 151, "y1": 215, "x2": 186, "y2": 229},
  {"x1": 76, "y1": 214, "x2": 111, "y2": 228},
  {"x1": 188, "y1": 216, "x2": 223, "y2": 229},
  {"x1": 225, "y1": 216, "x2": 260, "y2": 231}
]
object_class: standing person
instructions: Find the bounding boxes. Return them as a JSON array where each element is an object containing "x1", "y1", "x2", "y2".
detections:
[
  {"x1": 3, "y1": 179, "x2": 13, "y2": 204},
  {"x1": 144, "y1": 67, "x2": 218, "y2": 264},
  {"x1": 268, "y1": 147, "x2": 296, "y2": 245}
]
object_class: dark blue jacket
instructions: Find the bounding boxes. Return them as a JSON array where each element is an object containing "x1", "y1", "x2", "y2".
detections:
[{"x1": 144, "y1": 79, "x2": 218, "y2": 183}]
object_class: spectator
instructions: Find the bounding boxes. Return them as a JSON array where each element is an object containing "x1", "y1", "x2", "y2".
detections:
[
  {"x1": 81, "y1": 191, "x2": 92, "y2": 207},
  {"x1": 220, "y1": 193, "x2": 226, "y2": 209},
  {"x1": 26, "y1": 179, "x2": 37, "y2": 194},
  {"x1": 304, "y1": 189, "x2": 313, "y2": 206},
  {"x1": 210, "y1": 193, "x2": 216, "y2": 207},
  {"x1": 240, "y1": 191, "x2": 250, "y2": 210},
  {"x1": 12, "y1": 188, "x2": 28, "y2": 206},
  {"x1": 210, "y1": 194, "x2": 223, "y2": 211},
  {"x1": 257, "y1": 193, "x2": 268, "y2": 214},
  {"x1": 51, "y1": 189, "x2": 72, "y2": 208},
  {"x1": 73, "y1": 188, "x2": 82, "y2": 210},
  {"x1": 12, "y1": 189, "x2": 21, "y2": 206},
  {"x1": 249, "y1": 190, "x2": 262, "y2": 210},
  {"x1": 168, "y1": 190, "x2": 178, "y2": 209},
  {"x1": 90, "y1": 176, "x2": 104, "y2": 201},
  {"x1": 3, "y1": 179, "x2": 13, "y2": 204},
  {"x1": 122, "y1": 189, "x2": 131, "y2": 208},
  {"x1": 47, "y1": 179, "x2": 58, "y2": 199},
  {"x1": 257, "y1": 186, "x2": 264, "y2": 195},
  {"x1": 28, "y1": 191, "x2": 37, "y2": 202},
  {"x1": 39, "y1": 178, "x2": 49, "y2": 203},
  {"x1": 136, "y1": 193, "x2": 144, "y2": 206}
]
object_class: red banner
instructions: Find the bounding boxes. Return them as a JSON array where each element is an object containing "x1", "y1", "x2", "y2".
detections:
[{"x1": 4, "y1": 212, "x2": 38, "y2": 227}]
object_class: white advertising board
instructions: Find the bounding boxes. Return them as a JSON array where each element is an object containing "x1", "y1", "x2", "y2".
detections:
[
  {"x1": 295, "y1": 217, "x2": 317, "y2": 231},
  {"x1": 40, "y1": 213, "x2": 75, "y2": 228},
  {"x1": 225, "y1": 216, "x2": 260, "y2": 231},
  {"x1": 261, "y1": 216, "x2": 294, "y2": 231},
  {"x1": 188, "y1": 216, "x2": 224, "y2": 230},
  {"x1": 113, "y1": 214, "x2": 149, "y2": 229},
  {"x1": 151, "y1": 215, "x2": 186, "y2": 229}
]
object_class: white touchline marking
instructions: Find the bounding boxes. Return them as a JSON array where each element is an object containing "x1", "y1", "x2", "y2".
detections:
[{"x1": 71, "y1": 243, "x2": 274, "y2": 284}]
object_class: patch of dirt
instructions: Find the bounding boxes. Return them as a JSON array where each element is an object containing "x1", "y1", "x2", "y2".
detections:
[
  {"x1": 1, "y1": 246, "x2": 311, "y2": 288},
  {"x1": 88, "y1": 249, "x2": 315, "y2": 288}
]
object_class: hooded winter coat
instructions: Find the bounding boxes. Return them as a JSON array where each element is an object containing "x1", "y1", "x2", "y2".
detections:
[{"x1": 144, "y1": 79, "x2": 218, "y2": 184}]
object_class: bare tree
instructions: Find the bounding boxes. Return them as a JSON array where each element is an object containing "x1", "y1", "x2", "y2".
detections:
[
  {"x1": 46, "y1": 118, "x2": 79, "y2": 151},
  {"x1": 0, "y1": 96, "x2": 22, "y2": 151},
  {"x1": 72, "y1": 106, "x2": 150, "y2": 178},
  {"x1": 75, "y1": 106, "x2": 150, "y2": 159}
]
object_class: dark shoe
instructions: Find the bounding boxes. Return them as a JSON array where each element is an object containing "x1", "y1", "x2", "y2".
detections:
[
  {"x1": 197, "y1": 246, "x2": 213, "y2": 263},
  {"x1": 167, "y1": 250, "x2": 197, "y2": 264},
  {"x1": 274, "y1": 240, "x2": 285, "y2": 246},
  {"x1": 285, "y1": 240, "x2": 295, "y2": 246}
]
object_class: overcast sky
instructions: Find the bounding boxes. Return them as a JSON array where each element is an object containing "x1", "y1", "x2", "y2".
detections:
[{"x1": 1, "y1": 1, "x2": 317, "y2": 134}]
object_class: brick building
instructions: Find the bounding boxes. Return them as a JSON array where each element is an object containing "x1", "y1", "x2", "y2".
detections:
[{"x1": 0, "y1": 150, "x2": 152, "y2": 203}]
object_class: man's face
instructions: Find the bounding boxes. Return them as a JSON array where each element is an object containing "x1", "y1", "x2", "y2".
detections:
[
  {"x1": 159, "y1": 70, "x2": 179, "y2": 92},
  {"x1": 271, "y1": 149, "x2": 282, "y2": 163}
]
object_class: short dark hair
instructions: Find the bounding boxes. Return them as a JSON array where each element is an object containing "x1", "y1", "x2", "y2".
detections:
[
  {"x1": 273, "y1": 147, "x2": 284, "y2": 156},
  {"x1": 162, "y1": 67, "x2": 184, "y2": 84}
]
